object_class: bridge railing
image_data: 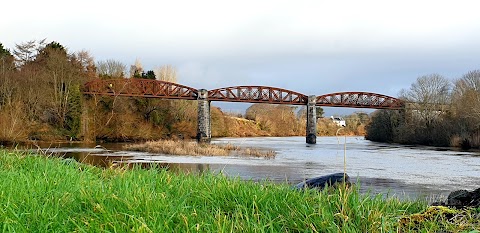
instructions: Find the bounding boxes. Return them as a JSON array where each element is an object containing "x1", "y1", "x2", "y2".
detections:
[
  {"x1": 83, "y1": 78, "x2": 198, "y2": 100},
  {"x1": 82, "y1": 79, "x2": 405, "y2": 109},
  {"x1": 208, "y1": 86, "x2": 308, "y2": 105},
  {"x1": 316, "y1": 92, "x2": 405, "y2": 109}
]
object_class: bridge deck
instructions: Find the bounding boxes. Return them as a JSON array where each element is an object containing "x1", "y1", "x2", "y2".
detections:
[{"x1": 83, "y1": 78, "x2": 404, "y2": 109}]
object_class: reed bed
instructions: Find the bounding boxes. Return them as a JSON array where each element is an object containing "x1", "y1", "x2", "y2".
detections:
[
  {"x1": 0, "y1": 149, "x2": 478, "y2": 232},
  {"x1": 125, "y1": 140, "x2": 276, "y2": 157}
]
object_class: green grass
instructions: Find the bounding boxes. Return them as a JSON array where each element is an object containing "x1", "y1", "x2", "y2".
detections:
[{"x1": 0, "y1": 149, "x2": 478, "y2": 232}]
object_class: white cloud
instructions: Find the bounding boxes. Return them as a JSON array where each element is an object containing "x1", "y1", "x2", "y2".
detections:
[
  {"x1": 4, "y1": 1, "x2": 479, "y2": 57},
  {"x1": 2, "y1": 0, "x2": 480, "y2": 113}
]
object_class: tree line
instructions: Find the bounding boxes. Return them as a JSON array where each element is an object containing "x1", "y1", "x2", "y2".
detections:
[
  {"x1": 0, "y1": 39, "x2": 367, "y2": 143},
  {"x1": 366, "y1": 73, "x2": 480, "y2": 149},
  {"x1": 0, "y1": 40, "x2": 199, "y2": 142}
]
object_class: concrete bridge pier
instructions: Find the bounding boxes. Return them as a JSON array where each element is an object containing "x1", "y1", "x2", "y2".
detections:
[
  {"x1": 306, "y1": 95, "x2": 317, "y2": 144},
  {"x1": 197, "y1": 89, "x2": 211, "y2": 143}
]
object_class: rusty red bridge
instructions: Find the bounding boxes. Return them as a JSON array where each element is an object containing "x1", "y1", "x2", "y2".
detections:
[{"x1": 83, "y1": 78, "x2": 405, "y2": 144}]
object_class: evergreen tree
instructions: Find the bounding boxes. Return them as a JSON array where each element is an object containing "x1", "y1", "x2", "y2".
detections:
[
  {"x1": 0, "y1": 43, "x2": 11, "y2": 56},
  {"x1": 142, "y1": 70, "x2": 156, "y2": 80},
  {"x1": 36, "y1": 41, "x2": 67, "y2": 63},
  {"x1": 66, "y1": 84, "x2": 82, "y2": 139},
  {"x1": 0, "y1": 43, "x2": 14, "y2": 67}
]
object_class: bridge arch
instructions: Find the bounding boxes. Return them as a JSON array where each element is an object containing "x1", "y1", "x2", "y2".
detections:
[
  {"x1": 315, "y1": 92, "x2": 404, "y2": 109},
  {"x1": 208, "y1": 86, "x2": 308, "y2": 105},
  {"x1": 82, "y1": 80, "x2": 406, "y2": 144},
  {"x1": 82, "y1": 78, "x2": 198, "y2": 100}
]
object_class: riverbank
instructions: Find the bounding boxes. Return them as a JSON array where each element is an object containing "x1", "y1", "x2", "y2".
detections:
[{"x1": 1, "y1": 149, "x2": 478, "y2": 232}]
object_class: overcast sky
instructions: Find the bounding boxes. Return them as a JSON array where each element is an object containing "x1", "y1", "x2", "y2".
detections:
[{"x1": 2, "y1": 0, "x2": 480, "y2": 115}]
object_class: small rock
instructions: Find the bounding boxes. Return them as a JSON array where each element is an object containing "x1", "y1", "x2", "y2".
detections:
[
  {"x1": 447, "y1": 190, "x2": 470, "y2": 207},
  {"x1": 433, "y1": 188, "x2": 480, "y2": 208}
]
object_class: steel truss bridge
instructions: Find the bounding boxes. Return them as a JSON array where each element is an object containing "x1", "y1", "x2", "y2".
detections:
[{"x1": 83, "y1": 78, "x2": 404, "y2": 109}]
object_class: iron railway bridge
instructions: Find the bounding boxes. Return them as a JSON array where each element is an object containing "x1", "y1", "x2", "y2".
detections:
[{"x1": 83, "y1": 78, "x2": 405, "y2": 144}]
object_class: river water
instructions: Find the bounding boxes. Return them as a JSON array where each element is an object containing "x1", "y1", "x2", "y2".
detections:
[{"x1": 29, "y1": 136, "x2": 480, "y2": 199}]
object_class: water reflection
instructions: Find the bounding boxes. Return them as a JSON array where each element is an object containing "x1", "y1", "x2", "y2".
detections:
[
  {"x1": 68, "y1": 152, "x2": 133, "y2": 167},
  {"x1": 18, "y1": 142, "x2": 213, "y2": 174}
]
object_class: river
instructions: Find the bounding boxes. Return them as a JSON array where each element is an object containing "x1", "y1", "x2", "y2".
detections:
[{"x1": 28, "y1": 136, "x2": 480, "y2": 200}]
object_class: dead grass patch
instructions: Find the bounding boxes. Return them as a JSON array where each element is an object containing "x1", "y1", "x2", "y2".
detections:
[{"x1": 125, "y1": 140, "x2": 276, "y2": 157}]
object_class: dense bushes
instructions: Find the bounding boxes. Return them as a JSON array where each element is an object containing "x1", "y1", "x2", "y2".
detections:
[{"x1": 366, "y1": 72, "x2": 480, "y2": 148}]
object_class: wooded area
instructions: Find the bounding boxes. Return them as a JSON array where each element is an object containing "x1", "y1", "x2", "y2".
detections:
[
  {"x1": 0, "y1": 40, "x2": 366, "y2": 143},
  {"x1": 366, "y1": 73, "x2": 480, "y2": 149},
  {"x1": 4, "y1": 40, "x2": 477, "y2": 148}
]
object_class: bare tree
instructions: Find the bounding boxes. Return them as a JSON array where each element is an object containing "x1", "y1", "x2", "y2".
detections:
[
  {"x1": 13, "y1": 39, "x2": 46, "y2": 67},
  {"x1": 129, "y1": 59, "x2": 143, "y2": 78},
  {"x1": 401, "y1": 74, "x2": 451, "y2": 104},
  {"x1": 452, "y1": 70, "x2": 480, "y2": 124},
  {"x1": 153, "y1": 65, "x2": 194, "y2": 123},
  {"x1": 400, "y1": 74, "x2": 451, "y2": 123},
  {"x1": 0, "y1": 43, "x2": 16, "y2": 108},
  {"x1": 453, "y1": 70, "x2": 480, "y2": 96},
  {"x1": 154, "y1": 65, "x2": 177, "y2": 83},
  {"x1": 73, "y1": 50, "x2": 96, "y2": 78},
  {"x1": 96, "y1": 59, "x2": 126, "y2": 78}
]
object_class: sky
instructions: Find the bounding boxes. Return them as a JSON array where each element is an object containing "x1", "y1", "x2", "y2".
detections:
[{"x1": 2, "y1": 0, "x2": 480, "y2": 115}]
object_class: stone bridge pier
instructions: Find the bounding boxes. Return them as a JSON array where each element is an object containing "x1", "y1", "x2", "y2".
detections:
[
  {"x1": 196, "y1": 92, "x2": 318, "y2": 144},
  {"x1": 82, "y1": 79, "x2": 405, "y2": 145},
  {"x1": 197, "y1": 89, "x2": 211, "y2": 143},
  {"x1": 306, "y1": 95, "x2": 317, "y2": 144}
]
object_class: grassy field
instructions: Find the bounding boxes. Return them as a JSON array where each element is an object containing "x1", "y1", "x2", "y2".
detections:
[{"x1": 0, "y1": 149, "x2": 478, "y2": 232}]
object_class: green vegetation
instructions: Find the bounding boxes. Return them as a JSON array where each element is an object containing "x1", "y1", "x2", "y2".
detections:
[
  {"x1": 366, "y1": 73, "x2": 480, "y2": 149},
  {"x1": 1, "y1": 149, "x2": 479, "y2": 232}
]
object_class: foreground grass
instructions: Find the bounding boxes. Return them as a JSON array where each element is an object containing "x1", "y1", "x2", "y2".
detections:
[
  {"x1": 125, "y1": 140, "x2": 276, "y2": 157},
  {"x1": 0, "y1": 150, "x2": 478, "y2": 232}
]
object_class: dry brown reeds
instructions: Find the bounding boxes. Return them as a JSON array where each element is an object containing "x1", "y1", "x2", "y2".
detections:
[
  {"x1": 471, "y1": 130, "x2": 480, "y2": 148},
  {"x1": 450, "y1": 130, "x2": 480, "y2": 149},
  {"x1": 125, "y1": 140, "x2": 276, "y2": 157},
  {"x1": 450, "y1": 135, "x2": 463, "y2": 148}
]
